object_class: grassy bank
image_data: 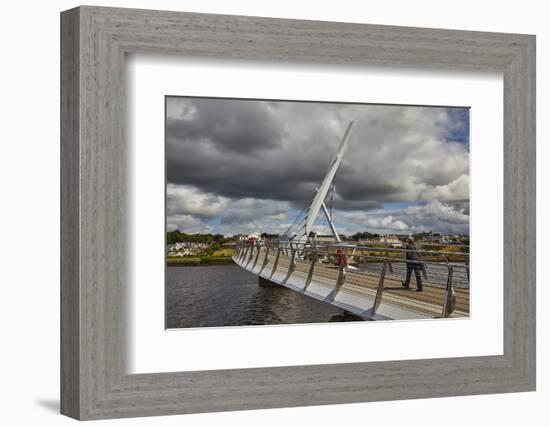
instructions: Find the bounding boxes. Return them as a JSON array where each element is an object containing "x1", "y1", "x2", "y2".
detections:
[
  {"x1": 166, "y1": 247, "x2": 235, "y2": 266},
  {"x1": 166, "y1": 256, "x2": 234, "y2": 266}
]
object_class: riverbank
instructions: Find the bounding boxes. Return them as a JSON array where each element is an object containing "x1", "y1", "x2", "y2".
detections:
[{"x1": 166, "y1": 256, "x2": 234, "y2": 266}]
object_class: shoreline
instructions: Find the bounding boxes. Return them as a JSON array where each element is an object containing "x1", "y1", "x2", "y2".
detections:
[{"x1": 166, "y1": 257, "x2": 234, "y2": 267}]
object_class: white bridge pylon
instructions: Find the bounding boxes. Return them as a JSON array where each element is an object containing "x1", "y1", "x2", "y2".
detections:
[{"x1": 290, "y1": 121, "x2": 355, "y2": 243}]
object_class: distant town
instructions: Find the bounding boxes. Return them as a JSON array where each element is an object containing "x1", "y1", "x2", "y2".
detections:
[{"x1": 166, "y1": 229, "x2": 469, "y2": 265}]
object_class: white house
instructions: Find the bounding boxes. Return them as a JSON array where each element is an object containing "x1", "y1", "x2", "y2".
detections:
[{"x1": 379, "y1": 235, "x2": 400, "y2": 245}]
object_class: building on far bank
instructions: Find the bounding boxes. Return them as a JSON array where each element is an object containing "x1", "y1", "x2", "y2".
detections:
[
  {"x1": 166, "y1": 241, "x2": 209, "y2": 257},
  {"x1": 246, "y1": 232, "x2": 261, "y2": 242},
  {"x1": 311, "y1": 233, "x2": 337, "y2": 243},
  {"x1": 379, "y1": 235, "x2": 401, "y2": 245},
  {"x1": 422, "y1": 232, "x2": 451, "y2": 244}
]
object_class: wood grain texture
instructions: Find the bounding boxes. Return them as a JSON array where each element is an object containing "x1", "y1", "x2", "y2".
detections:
[
  {"x1": 60, "y1": 6, "x2": 536, "y2": 420},
  {"x1": 60, "y1": 7, "x2": 80, "y2": 419}
]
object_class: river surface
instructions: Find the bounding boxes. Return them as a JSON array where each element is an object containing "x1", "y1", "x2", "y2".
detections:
[{"x1": 166, "y1": 264, "x2": 343, "y2": 329}]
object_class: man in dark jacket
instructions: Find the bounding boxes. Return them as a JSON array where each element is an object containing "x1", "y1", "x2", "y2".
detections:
[{"x1": 402, "y1": 237, "x2": 423, "y2": 292}]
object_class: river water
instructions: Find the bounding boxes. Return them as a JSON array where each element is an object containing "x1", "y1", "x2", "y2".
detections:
[{"x1": 166, "y1": 264, "x2": 343, "y2": 329}]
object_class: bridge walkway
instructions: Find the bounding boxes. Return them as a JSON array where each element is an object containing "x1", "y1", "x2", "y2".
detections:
[{"x1": 235, "y1": 245, "x2": 469, "y2": 320}]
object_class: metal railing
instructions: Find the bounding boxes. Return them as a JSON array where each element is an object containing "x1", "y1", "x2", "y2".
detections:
[{"x1": 233, "y1": 239, "x2": 469, "y2": 318}]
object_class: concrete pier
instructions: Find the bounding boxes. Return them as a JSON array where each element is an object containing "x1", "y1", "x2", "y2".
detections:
[{"x1": 258, "y1": 276, "x2": 283, "y2": 287}]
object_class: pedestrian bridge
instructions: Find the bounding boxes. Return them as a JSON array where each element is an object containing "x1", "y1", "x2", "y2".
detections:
[
  {"x1": 233, "y1": 241, "x2": 469, "y2": 321},
  {"x1": 231, "y1": 121, "x2": 469, "y2": 321}
]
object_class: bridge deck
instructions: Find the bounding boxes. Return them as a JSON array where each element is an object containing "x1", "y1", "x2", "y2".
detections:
[{"x1": 234, "y1": 246, "x2": 469, "y2": 320}]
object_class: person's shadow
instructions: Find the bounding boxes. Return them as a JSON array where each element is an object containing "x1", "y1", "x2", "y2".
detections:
[{"x1": 35, "y1": 399, "x2": 59, "y2": 413}]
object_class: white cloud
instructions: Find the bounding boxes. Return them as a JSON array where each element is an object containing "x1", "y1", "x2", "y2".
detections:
[
  {"x1": 167, "y1": 184, "x2": 295, "y2": 235},
  {"x1": 420, "y1": 174, "x2": 469, "y2": 202},
  {"x1": 167, "y1": 184, "x2": 228, "y2": 218},
  {"x1": 405, "y1": 200, "x2": 469, "y2": 225},
  {"x1": 322, "y1": 200, "x2": 469, "y2": 235},
  {"x1": 220, "y1": 198, "x2": 292, "y2": 225},
  {"x1": 166, "y1": 186, "x2": 469, "y2": 236},
  {"x1": 166, "y1": 214, "x2": 213, "y2": 234},
  {"x1": 335, "y1": 211, "x2": 407, "y2": 230},
  {"x1": 368, "y1": 216, "x2": 409, "y2": 231}
]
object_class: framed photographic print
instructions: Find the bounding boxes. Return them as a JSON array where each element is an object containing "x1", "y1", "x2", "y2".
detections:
[
  {"x1": 61, "y1": 6, "x2": 535, "y2": 420},
  {"x1": 164, "y1": 96, "x2": 471, "y2": 328}
]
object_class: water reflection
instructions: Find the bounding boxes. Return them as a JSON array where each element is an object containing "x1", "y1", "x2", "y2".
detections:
[{"x1": 166, "y1": 264, "x2": 345, "y2": 329}]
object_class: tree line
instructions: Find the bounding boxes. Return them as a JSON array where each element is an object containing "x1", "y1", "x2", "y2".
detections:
[
  {"x1": 167, "y1": 230, "x2": 468, "y2": 245},
  {"x1": 166, "y1": 230, "x2": 228, "y2": 245},
  {"x1": 167, "y1": 230, "x2": 383, "y2": 244}
]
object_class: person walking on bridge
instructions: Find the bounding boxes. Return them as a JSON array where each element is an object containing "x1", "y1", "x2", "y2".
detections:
[
  {"x1": 335, "y1": 246, "x2": 348, "y2": 269},
  {"x1": 402, "y1": 236, "x2": 423, "y2": 292}
]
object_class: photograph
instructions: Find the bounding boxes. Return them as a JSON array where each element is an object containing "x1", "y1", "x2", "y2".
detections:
[
  {"x1": 50, "y1": 3, "x2": 538, "y2": 421},
  {"x1": 165, "y1": 96, "x2": 470, "y2": 328}
]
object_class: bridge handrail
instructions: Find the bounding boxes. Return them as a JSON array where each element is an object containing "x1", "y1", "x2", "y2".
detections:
[
  {"x1": 233, "y1": 240, "x2": 465, "y2": 317},
  {"x1": 237, "y1": 239, "x2": 470, "y2": 258},
  {"x1": 235, "y1": 241, "x2": 469, "y2": 272},
  {"x1": 249, "y1": 240, "x2": 470, "y2": 256}
]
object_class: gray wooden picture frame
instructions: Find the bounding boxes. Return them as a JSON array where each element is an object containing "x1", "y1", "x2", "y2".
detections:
[{"x1": 60, "y1": 5, "x2": 536, "y2": 420}]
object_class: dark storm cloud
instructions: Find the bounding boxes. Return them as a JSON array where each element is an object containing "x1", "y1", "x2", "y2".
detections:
[
  {"x1": 167, "y1": 98, "x2": 470, "y2": 208},
  {"x1": 166, "y1": 98, "x2": 284, "y2": 155},
  {"x1": 166, "y1": 98, "x2": 359, "y2": 206},
  {"x1": 448, "y1": 200, "x2": 470, "y2": 216},
  {"x1": 332, "y1": 177, "x2": 402, "y2": 202},
  {"x1": 166, "y1": 97, "x2": 470, "y2": 235}
]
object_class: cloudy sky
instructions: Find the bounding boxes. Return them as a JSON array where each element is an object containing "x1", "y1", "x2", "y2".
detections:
[{"x1": 166, "y1": 97, "x2": 470, "y2": 236}]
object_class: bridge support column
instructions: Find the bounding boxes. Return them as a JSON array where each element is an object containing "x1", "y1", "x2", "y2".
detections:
[
  {"x1": 329, "y1": 311, "x2": 366, "y2": 322},
  {"x1": 258, "y1": 276, "x2": 282, "y2": 287}
]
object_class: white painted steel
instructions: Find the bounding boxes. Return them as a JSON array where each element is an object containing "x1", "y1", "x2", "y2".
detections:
[
  {"x1": 293, "y1": 121, "x2": 354, "y2": 242},
  {"x1": 233, "y1": 249, "x2": 435, "y2": 320}
]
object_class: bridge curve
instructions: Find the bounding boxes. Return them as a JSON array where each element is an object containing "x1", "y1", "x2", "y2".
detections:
[{"x1": 233, "y1": 241, "x2": 469, "y2": 321}]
